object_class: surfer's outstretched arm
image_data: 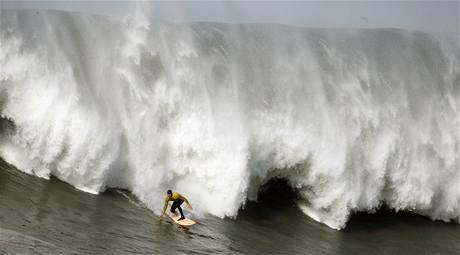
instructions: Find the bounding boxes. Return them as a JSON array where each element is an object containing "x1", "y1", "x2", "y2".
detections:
[
  {"x1": 161, "y1": 197, "x2": 169, "y2": 216},
  {"x1": 178, "y1": 194, "x2": 193, "y2": 209}
]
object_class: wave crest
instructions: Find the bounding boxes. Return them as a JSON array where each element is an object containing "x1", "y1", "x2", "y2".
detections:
[{"x1": 1, "y1": 10, "x2": 458, "y2": 229}]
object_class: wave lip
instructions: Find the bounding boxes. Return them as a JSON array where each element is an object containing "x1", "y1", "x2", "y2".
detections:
[{"x1": 0, "y1": 10, "x2": 459, "y2": 229}]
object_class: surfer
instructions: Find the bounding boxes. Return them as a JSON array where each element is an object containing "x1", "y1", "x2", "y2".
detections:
[{"x1": 161, "y1": 190, "x2": 193, "y2": 221}]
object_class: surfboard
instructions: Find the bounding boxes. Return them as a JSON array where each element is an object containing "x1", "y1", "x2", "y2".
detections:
[{"x1": 169, "y1": 214, "x2": 196, "y2": 227}]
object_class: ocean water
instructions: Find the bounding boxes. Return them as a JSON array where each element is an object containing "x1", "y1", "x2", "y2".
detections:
[
  {"x1": 0, "y1": 8, "x2": 459, "y2": 254},
  {"x1": 1, "y1": 160, "x2": 459, "y2": 254}
]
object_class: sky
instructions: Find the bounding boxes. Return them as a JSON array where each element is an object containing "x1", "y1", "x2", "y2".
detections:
[{"x1": 2, "y1": 1, "x2": 459, "y2": 38}]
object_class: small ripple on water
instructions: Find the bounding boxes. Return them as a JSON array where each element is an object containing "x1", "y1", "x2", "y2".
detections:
[{"x1": 0, "y1": 228, "x2": 75, "y2": 254}]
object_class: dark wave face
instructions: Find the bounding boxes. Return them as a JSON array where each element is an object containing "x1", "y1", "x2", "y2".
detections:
[
  {"x1": 1, "y1": 161, "x2": 460, "y2": 254},
  {"x1": 0, "y1": 9, "x2": 459, "y2": 230}
]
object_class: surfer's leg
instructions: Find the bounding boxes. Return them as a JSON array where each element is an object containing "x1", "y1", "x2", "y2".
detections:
[
  {"x1": 177, "y1": 200, "x2": 185, "y2": 220},
  {"x1": 170, "y1": 201, "x2": 179, "y2": 215}
]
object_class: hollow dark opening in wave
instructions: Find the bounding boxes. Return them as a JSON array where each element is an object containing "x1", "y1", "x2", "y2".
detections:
[
  {"x1": 237, "y1": 178, "x2": 302, "y2": 221},
  {"x1": 256, "y1": 178, "x2": 299, "y2": 207}
]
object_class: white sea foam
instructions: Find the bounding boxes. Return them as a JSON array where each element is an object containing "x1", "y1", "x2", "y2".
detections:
[{"x1": 0, "y1": 9, "x2": 458, "y2": 229}]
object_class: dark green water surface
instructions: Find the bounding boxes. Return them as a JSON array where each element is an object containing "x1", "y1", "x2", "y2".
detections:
[{"x1": 1, "y1": 160, "x2": 459, "y2": 255}]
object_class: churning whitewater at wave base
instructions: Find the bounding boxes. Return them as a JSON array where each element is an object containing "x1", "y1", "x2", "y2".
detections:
[{"x1": 0, "y1": 10, "x2": 459, "y2": 229}]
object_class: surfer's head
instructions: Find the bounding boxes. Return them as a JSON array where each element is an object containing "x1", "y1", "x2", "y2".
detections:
[{"x1": 167, "y1": 190, "x2": 172, "y2": 197}]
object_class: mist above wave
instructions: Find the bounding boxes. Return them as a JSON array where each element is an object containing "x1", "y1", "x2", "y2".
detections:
[{"x1": 1, "y1": 10, "x2": 458, "y2": 229}]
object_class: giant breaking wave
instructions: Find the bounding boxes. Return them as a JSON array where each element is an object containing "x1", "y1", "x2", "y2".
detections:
[{"x1": 1, "y1": 10, "x2": 459, "y2": 229}]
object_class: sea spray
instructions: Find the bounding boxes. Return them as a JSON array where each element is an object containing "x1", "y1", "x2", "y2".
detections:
[{"x1": 0, "y1": 10, "x2": 458, "y2": 229}]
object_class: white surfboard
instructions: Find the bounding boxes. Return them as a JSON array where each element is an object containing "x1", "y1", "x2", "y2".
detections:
[{"x1": 169, "y1": 214, "x2": 196, "y2": 227}]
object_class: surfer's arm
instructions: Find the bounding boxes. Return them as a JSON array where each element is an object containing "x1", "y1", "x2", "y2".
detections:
[
  {"x1": 162, "y1": 197, "x2": 169, "y2": 215},
  {"x1": 178, "y1": 194, "x2": 191, "y2": 206}
]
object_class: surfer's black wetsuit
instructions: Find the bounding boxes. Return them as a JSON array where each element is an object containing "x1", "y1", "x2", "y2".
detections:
[{"x1": 171, "y1": 200, "x2": 185, "y2": 219}]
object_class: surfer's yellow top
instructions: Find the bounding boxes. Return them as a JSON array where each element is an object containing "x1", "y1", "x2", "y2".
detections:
[{"x1": 162, "y1": 191, "x2": 190, "y2": 215}]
